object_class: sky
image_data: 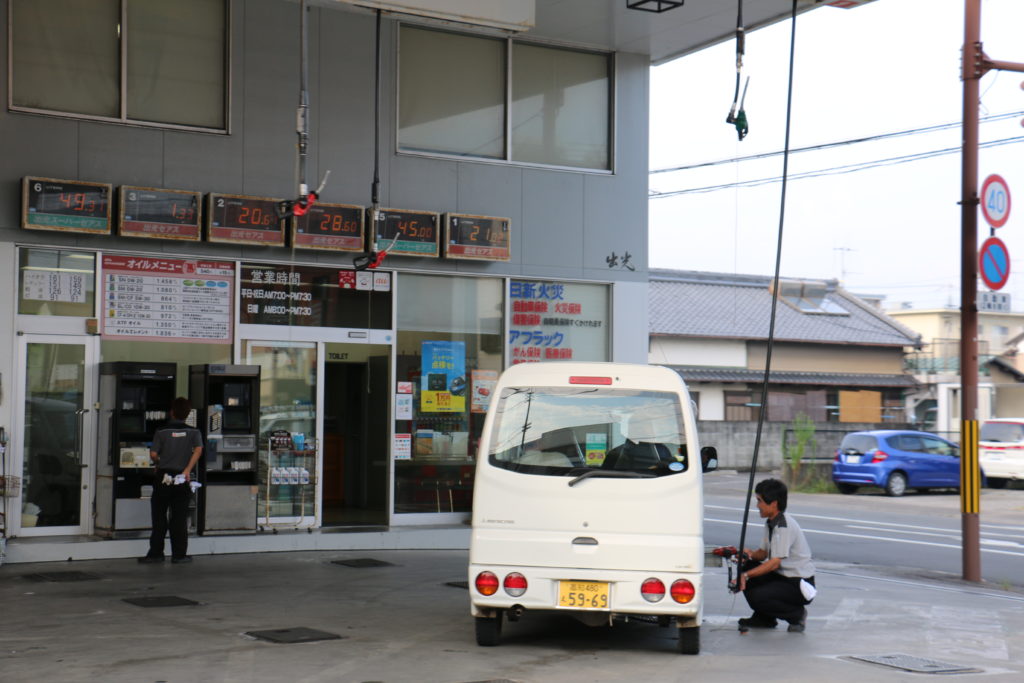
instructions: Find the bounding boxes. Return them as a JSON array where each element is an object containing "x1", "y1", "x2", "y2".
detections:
[{"x1": 648, "y1": 0, "x2": 1024, "y2": 311}]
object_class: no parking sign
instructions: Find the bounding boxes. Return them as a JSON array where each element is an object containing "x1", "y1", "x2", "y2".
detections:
[{"x1": 979, "y1": 236, "x2": 1011, "y2": 291}]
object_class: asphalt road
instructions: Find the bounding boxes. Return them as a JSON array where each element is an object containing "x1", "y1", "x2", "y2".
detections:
[{"x1": 703, "y1": 470, "x2": 1024, "y2": 590}]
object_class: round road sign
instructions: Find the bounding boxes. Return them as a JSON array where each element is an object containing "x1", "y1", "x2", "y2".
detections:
[
  {"x1": 979, "y1": 236, "x2": 1011, "y2": 291},
  {"x1": 981, "y1": 174, "x2": 1011, "y2": 228}
]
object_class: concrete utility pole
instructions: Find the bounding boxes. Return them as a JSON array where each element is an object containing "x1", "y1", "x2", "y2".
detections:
[{"x1": 960, "y1": 0, "x2": 1024, "y2": 583}]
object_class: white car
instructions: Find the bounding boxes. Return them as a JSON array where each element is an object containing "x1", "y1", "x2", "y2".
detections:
[
  {"x1": 979, "y1": 419, "x2": 1024, "y2": 488},
  {"x1": 469, "y1": 362, "x2": 717, "y2": 654}
]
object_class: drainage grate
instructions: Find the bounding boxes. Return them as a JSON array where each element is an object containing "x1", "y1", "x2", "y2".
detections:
[
  {"x1": 245, "y1": 627, "x2": 345, "y2": 644},
  {"x1": 22, "y1": 571, "x2": 100, "y2": 582},
  {"x1": 331, "y1": 558, "x2": 394, "y2": 568},
  {"x1": 123, "y1": 596, "x2": 199, "y2": 608},
  {"x1": 446, "y1": 580, "x2": 469, "y2": 589},
  {"x1": 847, "y1": 654, "x2": 983, "y2": 674}
]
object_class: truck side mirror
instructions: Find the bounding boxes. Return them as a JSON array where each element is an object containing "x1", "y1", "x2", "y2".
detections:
[{"x1": 700, "y1": 446, "x2": 718, "y2": 473}]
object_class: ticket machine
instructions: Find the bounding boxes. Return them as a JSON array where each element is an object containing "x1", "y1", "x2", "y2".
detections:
[
  {"x1": 95, "y1": 362, "x2": 177, "y2": 537},
  {"x1": 190, "y1": 364, "x2": 260, "y2": 534}
]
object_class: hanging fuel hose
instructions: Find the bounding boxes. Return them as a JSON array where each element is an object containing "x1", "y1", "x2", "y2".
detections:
[
  {"x1": 354, "y1": 9, "x2": 393, "y2": 271},
  {"x1": 277, "y1": 0, "x2": 330, "y2": 222},
  {"x1": 725, "y1": 0, "x2": 749, "y2": 141},
  {"x1": 721, "y1": 0, "x2": 800, "y2": 594}
]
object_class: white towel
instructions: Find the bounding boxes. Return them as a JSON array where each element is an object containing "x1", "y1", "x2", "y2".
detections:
[{"x1": 800, "y1": 579, "x2": 817, "y2": 602}]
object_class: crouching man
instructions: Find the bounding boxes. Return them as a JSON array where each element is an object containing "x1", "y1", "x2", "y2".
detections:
[{"x1": 737, "y1": 478, "x2": 816, "y2": 633}]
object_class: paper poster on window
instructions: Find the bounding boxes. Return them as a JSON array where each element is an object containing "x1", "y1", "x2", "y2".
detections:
[
  {"x1": 585, "y1": 433, "x2": 608, "y2": 467},
  {"x1": 509, "y1": 280, "x2": 609, "y2": 364},
  {"x1": 393, "y1": 433, "x2": 412, "y2": 460},
  {"x1": 471, "y1": 370, "x2": 498, "y2": 414},
  {"x1": 420, "y1": 340, "x2": 466, "y2": 413},
  {"x1": 395, "y1": 392, "x2": 413, "y2": 420}
]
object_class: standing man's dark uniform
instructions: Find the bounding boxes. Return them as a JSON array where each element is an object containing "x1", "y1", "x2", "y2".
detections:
[{"x1": 139, "y1": 397, "x2": 203, "y2": 564}]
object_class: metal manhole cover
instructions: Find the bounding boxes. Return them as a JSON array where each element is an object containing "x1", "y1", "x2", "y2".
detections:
[
  {"x1": 123, "y1": 596, "x2": 199, "y2": 608},
  {"x1": 245, "y1": 627, "x2": 345, "y2": 644},
  {"x1": 847, "y1": 654, "x2": 982, "y2": 674},
  {"x1": 446, "y1": 580, "x2": 469, "y2": 589},
  {"x1": 22, "y1": 571, "x2": 100, "y2": 582},
  {"x1": 331, "y1": 558, "x2": 394, "y2": 568}
]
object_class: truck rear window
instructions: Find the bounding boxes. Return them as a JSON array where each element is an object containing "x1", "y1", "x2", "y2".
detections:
[{"x1": 487, "y1": 386, "x2": 690, "y2": 477}]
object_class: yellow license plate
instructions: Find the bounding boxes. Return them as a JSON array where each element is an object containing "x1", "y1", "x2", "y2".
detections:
[{"x1": 558, "y1": 581, "x2": 610, "y2": 610}]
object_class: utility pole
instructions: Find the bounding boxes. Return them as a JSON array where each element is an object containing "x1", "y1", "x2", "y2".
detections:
[{"x1": 960, "y1": 0, "x2": 1024, "y2": 583}]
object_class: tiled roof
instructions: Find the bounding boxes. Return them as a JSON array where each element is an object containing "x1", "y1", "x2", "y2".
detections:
[
  {"x1": 649, "y1": 269, "x2": 921, "y2": 347},
  {"x1": 668, "y1": 365, "x2": 919, "y2": 388}
]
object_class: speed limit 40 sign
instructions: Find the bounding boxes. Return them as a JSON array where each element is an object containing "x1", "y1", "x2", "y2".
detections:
[{"x1": 981, "y1": 174, "x2": 1011, "y2": 228}]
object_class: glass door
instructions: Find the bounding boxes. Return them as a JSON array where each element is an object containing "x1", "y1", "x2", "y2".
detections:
[{"x1": 15, "y1": 334, "x2": 97, "y2": 536}]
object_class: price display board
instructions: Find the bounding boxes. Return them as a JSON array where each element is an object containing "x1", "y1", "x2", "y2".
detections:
[
  {"x1": 22, "y1": 176, "x2": 112, "y2": 235},
  {"x1": 371, "y1": 208, "x2": 440, "y2": 257},
  {"x1": 444, "y1": 213, "x2": 511, "y2": 261},
  {"x1": 291, "y1": 202, "x2": 365, "y2": 252},
  {"x1": 207, "y1": 193, "x2": 286, "y2": 246},
  {"x1": 119, "y1": 186, "x2": 202, "y2": 241}
]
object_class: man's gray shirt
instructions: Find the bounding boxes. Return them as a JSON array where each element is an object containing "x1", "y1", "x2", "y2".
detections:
[{"x1": 761, "y1": 511, "x2": 815, "y2": 579}]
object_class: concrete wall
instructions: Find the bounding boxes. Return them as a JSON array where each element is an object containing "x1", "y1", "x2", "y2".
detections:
[
  {"x1": 699, "y1": 420, "x2": 911, "y2": 471},
  {"x1": 649, "y1": 337, "x2": 746, "y2": 367},
  {"x1": 747, "y1": 341, "x2": 905, "y2": 374}
]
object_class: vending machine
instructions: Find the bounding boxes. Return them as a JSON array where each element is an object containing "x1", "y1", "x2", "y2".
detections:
[
  {"x1": 95, "y1": 362, "x2": 177, "y2": 537},
  {"x1": 189, "y1": 364, "x2": 260, "y2": 534}
]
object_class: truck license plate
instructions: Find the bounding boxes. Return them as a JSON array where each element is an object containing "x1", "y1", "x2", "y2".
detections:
[{"x1": 558, "y1": 581, "x2": 609, "y2": 610}]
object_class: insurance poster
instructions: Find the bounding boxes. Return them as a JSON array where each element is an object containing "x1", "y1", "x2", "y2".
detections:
[{"x1": 420, "y1": 341, "x2": 466, "y2": 413}]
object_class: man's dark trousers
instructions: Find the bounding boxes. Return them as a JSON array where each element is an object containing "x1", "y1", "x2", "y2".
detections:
[
  {"x1": 741, "y1": 560, "x2": 810, "y2": 623},
  {"x1": 148, "y1": 478, "x2": 190, "y2": 558}
]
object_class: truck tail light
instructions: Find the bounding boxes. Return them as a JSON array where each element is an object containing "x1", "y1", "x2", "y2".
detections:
[{"x1": 475, "y1": 571, "x2": 499, "y2": 596}]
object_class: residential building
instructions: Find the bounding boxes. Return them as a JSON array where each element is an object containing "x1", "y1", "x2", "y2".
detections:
[{"x1": 649, "y1": 269, "x2": 921, "y2": 467}]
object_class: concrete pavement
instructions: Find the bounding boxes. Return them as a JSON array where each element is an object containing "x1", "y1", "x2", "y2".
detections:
[{"x1": 1, "y1": 547, "x2": 1022, "y2": 682}]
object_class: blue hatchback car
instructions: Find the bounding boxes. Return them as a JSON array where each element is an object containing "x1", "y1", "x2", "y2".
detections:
[{"x1": 832, "y1": 430, "x2": 967, "y2": 497}]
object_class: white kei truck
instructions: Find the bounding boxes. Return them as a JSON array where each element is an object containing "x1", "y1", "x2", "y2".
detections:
[{"x1": 468, "y1": 362, "x2": 717, "y2": 654}]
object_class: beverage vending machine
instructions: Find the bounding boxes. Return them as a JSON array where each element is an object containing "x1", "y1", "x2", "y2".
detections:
[
  {"x1": 189, "y1": 364, "x2": 260, "y2": 534},
  {"x1": 95, "y1": 362, "x2": 177, "y2": 537}
]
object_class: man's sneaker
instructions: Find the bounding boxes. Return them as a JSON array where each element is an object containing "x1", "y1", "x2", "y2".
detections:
[
  {"x1": 738, "y1": 614, "x2": 778, "y2": 629},
  {"x1": 137, "y1": 555, "x2": 164, "y2": 564},
  {"x1": 787, "y1": 608, "x2": 807, "y2": 633},
  {"x1": 171, "y1": 556, "x2": 193, "y2": 564}
]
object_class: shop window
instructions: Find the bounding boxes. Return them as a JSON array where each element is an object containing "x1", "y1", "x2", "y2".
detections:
[
  {"x1": 18, "y1": 248, "x2": 96, "y2": 317},
  {"x1": 398, "y1": 25, "x2": 611, "y2": 171},
  {"x1": 509, "y1": 280, "x2": 609, "y2": 364},
  {"x1": 398, "y1": 26, "x2": 505, "y2": 159},
  {"x1": 10, "y1": 0, "x2": 227, "y2": 130},
  {"x1": 767, "y1": 390, "x2": 826, "y2": 422},
  {"x1": 511, "y1": 42, "x2": 610, "y2": 169},
  {"x1": 395, "y1": 274, "x2": 503, "y2": 514}
]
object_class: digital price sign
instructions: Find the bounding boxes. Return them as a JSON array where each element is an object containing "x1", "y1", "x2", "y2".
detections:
[
  {"x1": 371, "y1": 208, "x2": 440, "y2": 257},
  {"x1": 445, "y1": 213, "x2": 511, "y2": 261},
  {"x1": 206, "y1": 193, "x2": 286, "y2": 246},
  {"x1": 119, "y1": 186, "x2": 202, "y2": 241},
  {"x1": 292, "y1": 202, "x2": 365, "y2": 252},
  {"x1": 22, "y1": 176, "x2": 112, "y2": 235}
]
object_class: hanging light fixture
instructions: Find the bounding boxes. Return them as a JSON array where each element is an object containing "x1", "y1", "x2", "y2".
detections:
[{"x1": 626, "y1": 0, "x2": 685, "y2": 12}]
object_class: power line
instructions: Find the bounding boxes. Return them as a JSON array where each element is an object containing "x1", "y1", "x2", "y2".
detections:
[
  {"x1": 649, "y1": 135, "x2": 1024, "y2": 198},
  {"x1": 649, "y1": 110, "x2": 1024, "y2": 175}
]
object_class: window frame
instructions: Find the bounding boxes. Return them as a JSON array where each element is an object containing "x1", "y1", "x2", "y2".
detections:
[
  {"x1": 396, "y1": 22, "x2": 615, "y2": 174},
  {"x1": 7, "y1": 0, "x2": 231, "y2": 134}
]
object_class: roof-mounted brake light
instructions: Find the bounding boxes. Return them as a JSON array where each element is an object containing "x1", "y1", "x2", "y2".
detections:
[{"x1": 569, "y1": 376, "x2": 613, "y2": 385}]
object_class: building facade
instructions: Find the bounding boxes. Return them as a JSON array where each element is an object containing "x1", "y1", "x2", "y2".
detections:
[{"x1": 0, "y1": 1, "x2": 836, "y2": 560}]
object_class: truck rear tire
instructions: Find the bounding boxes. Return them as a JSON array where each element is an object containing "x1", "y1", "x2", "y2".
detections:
[
  {"x1": 677, "y1": 625, "x2": 700, "y2": 655},
  {"x1": 475, "y1": 613, "x2": 502, "y2": 646}
]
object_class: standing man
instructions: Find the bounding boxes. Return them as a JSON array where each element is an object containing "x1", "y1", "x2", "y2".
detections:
[
  {"x1": 139, "y1": 397, "x2": 203, "y2": 564},
  {"x1": 736, "y1": 478, "x2": 815, "y2": 632}
]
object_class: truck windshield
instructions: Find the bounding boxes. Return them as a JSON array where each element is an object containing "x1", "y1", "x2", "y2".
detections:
[{"x1": 487, "y1": 386, "x2": 689, "y2": 477}]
